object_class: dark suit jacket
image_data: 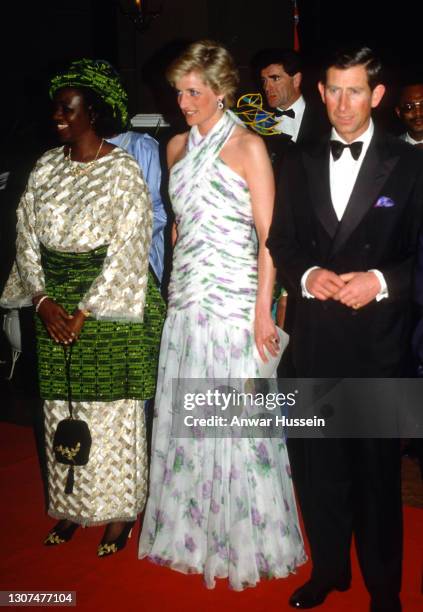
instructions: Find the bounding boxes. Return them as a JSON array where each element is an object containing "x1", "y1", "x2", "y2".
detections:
[
  {"x1": 264, "y1": 99, "x2": 329, "y2": 181},
  {"x1": 267, "y1": 130, "x2": 423, "y2": 377},
  {"x1": 266, "y1": 99, "x2": 330, "y2": 356}
]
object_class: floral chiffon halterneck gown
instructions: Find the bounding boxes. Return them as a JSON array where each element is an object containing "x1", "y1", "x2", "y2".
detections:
[{"x1": 139, "y1": 112, "x2": 306, "y2": 590}]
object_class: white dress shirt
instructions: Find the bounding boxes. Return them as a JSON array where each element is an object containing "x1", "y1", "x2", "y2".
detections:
[
  {"x1": 274, "y1": 95, "x2": 305, "y2": 142},
  {"x1": 301, "y1": 119, "x2": 388, "y2": 301},
  {"x1": 401, "y1": 132, "x2": 423, "y2": 146},
  {"x1": 329, "y1": 121, "x2": 373, "y2": 220}
]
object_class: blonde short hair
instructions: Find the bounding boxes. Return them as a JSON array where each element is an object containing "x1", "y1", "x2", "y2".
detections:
[{"x1": 166, "y1": 40, "x2": 239, "y2": 108}]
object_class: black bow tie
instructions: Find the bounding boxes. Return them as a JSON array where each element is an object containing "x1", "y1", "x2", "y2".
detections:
[
  {"x1": 330, "y1": 140, "x2": 363, "y2": 161},
  {"x1": 274, "y1": 108, "x2": 295, "y2": 119}
]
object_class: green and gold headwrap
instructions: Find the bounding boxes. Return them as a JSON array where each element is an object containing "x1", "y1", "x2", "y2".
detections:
[{"x1": 49, "y1": 58, "x2": 129, "y2": 128}]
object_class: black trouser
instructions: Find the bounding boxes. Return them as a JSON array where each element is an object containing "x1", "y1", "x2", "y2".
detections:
[{"x1": 287, "y1": 437, "x2": 403, "y2": 603}]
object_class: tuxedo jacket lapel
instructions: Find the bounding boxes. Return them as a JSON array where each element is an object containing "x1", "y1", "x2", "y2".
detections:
[
  {"x1": 297, "y1": 104, "x2": 311, "y2": 144},
  {"x1": 303, "y1": 144, "x2": 339, "y2": 239},
  {"x1": 330, "y1": 134, "x2": 400, "y2": 256}
]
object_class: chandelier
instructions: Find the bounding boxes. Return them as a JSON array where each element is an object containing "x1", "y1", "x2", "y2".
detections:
[{"x1": 119, "y1": 0, "x2": 165, "y2": 32}]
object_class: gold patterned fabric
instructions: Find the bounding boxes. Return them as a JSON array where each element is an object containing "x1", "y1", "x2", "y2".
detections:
[
  {"x1": 1, "y1": 146, "x2": 152, "y2": 320},
  {"x1": 36, "y1": 246, "x2": 165, "y2": 401},
  {"x1": 45, "y1": 399, "x2": 147, "y2": 525},
  {"x1": 1, "y1": 145, "x2": 153, "y2": 524}
]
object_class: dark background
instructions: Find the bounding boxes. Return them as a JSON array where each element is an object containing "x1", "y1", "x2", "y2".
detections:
[{"x1": 2, "y1": 0, "x2": 421, "y2": 160}]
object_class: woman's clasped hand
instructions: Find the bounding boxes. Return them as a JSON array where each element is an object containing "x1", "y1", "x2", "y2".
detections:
[{"x1": 34, "y1": 296, "x2": 85, "y2": 344}]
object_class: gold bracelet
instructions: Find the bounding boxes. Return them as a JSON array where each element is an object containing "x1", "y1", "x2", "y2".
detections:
[{"x1": 35, "y1": 295, "x2": 49, "y2": 313}]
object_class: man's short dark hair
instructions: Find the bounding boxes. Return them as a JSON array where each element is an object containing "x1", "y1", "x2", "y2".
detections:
[
  {"x1": 321, "y1": 45, "x2": 383, "y2": 90},
  {"x1": 251, "y1": 48, "x2": 302, "y2": 79}
]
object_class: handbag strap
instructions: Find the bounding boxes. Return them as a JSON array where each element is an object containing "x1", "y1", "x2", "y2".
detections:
[{"x1": 63, "y1": 344, "x2": 74, "y2": 419}]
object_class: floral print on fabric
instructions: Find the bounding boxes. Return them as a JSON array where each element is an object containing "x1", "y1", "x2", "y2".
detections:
[{"x1": 139, "y1": 112, "x2": 306, "y2": 590}]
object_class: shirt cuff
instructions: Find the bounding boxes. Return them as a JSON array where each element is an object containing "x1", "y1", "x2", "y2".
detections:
[
  {"x1": 368, "y1": 269, "x2": 389, "y2": 301},
  {"x1": 301, "y1": 266, "x2": 320, "y2": 298}
]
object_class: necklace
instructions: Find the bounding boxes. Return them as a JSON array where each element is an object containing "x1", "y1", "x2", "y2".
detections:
[{"x1": 65, "y1": 139, "x2": 104, "y2": 177}]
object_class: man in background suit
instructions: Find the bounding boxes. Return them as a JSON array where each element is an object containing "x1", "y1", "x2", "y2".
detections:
[
  {"x1": 267, "y1": 46, "x2": 423, "y2": 611},
  {"x1": 395, "y1": 81, "x2": 423, "y2": 149},
  {"x1": 253, "y1": 48, "x2": 328, "y2": 171},
  {"x1": 253, "y1": 49, "x2": 328, "y2": 335}
]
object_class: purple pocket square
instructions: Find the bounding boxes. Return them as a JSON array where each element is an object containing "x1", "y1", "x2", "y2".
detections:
[{"x1": 374, "y1": 196, "x2": 395, "y2": 208}]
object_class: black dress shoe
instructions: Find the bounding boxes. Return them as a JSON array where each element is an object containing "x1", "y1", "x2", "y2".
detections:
[{"x1": 289, "y1": 579, "x2": 350, "y2": 609}]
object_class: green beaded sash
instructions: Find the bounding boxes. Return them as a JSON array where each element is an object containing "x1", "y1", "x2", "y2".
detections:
[{"x1": 36, "y1": 244, "x2": 166, "y2": 401}]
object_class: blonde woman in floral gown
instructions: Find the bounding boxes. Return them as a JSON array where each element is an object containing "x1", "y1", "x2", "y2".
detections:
[{"x1": 139, "y1": 40, "x2": 306, "y2": 589}]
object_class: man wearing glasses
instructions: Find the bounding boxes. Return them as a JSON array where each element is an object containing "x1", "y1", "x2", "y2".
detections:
[{"x1": 396, "y1": 81, "x2": 423, "y2": 149}]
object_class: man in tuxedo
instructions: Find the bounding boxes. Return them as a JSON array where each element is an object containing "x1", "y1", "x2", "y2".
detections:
[
  {"x1": 395, "y1": 81, "x2": 423, "y2": 148},
  {"x1": 253, "y1": 48, "x2": 328, "y2": 171},
  {"x1": 267, "y1": 46, "x2": 423, "y2": 611}
]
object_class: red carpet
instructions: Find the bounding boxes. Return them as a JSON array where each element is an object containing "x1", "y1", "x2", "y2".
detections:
[{"x1": 0, "y1": 422, "x2": 422, "y2": 611}]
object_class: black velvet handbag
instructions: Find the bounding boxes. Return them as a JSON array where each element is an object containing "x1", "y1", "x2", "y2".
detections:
[{"x1": 52, "y1": 345, "x2": 92, "y2": 494}]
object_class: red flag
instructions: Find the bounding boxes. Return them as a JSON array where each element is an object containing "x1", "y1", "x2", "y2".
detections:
[{"x1": 293, "y1": 0, "x2": 300, "y2": 51}]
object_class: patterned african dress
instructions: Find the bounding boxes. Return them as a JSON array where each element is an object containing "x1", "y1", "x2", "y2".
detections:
[
  {"x1": 139, "y1": 112, "x2": 306, "y2": 590},
  {"x1": 1, "y1": 146, "x2": 155, "y2": 526}
]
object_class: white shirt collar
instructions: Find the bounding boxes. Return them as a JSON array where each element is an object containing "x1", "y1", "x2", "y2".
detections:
[
  {"x1": 278, "y1": 95, "x2": 305, "y2": 115},
  {"x1": 403, "y1": 132, "x2": 423, "y2": 146},
  {"x1": 329, "y1": 119, "x2": 374, "y2": 221},
  {"x1": 331, "y1": 118, "x2": 374, "y2": 148},
  {"x1": 331, "y1": 118, "x2": 375, "y2": 149},
  {"x1": 275, "y1": 95, "x2": 305, "y2": 140}
]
